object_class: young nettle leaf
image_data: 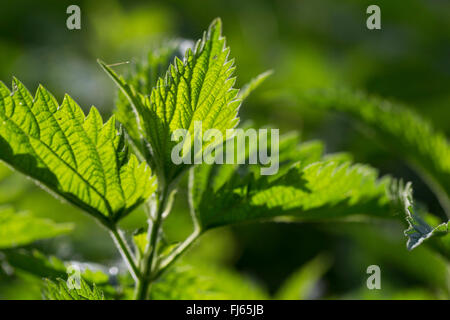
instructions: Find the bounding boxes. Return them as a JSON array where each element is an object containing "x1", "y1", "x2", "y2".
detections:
[
  {"x1": 133, "y1": 228, "x2": 149, "y2": 260},
  {"x1": 0, "y1": 207, "x2": 73, "y2": 249},
  {"x1": 392, "y1": 181, "x2": 449, "y2": 255},
  {"x1": 406, "y1": 215, "x2": 449, "y2": 254},
  {"x1": 43, "y1": 278, "x2": 105, "y2": 300},
  {"x1": 305, "y1": 89, "x2": 450, "y2": 217},
  {"x1": 191, "y1": 132, "x2": 394, "y2": 231},
  {"x1": 100, "y1": 18, "x2": 241, "y2": 185},
  {"x1": 0, "y1": 79, "x2": 156, "y2": 225},
  {"x1": 115, "y1": 42, "x2": 183, "y2": 158}
]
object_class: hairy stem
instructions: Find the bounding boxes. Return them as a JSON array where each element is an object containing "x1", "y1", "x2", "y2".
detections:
[
  {"x1": 109, "y1": 226, "x2": 140, "y2": 282},
  {"x1": 152, "y1": 229, "x2": 201, "y2": 281},
  {"x1": 135, "y1": 185, "x2": 171, "y2": 300}
]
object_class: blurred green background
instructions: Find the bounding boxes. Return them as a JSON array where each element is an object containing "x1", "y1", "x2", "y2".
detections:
[{"x1": 0, "y1": 0, "x2": 449, "y2": 299}]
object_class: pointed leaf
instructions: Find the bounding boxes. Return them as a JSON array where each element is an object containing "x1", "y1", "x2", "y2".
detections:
[
  {"x1": 0, "y1": 207, "x2": 73, "y2": 249},
  {"x1": 43, "y1": 278, "x2": 105, "y2": 300},
  {"x1": 392, "y1": 181, "x2": 449, "y2": 255},
  {"x1": 0, "y1": 79, "x2": 156, "y2": 224},
  {"x1": 101, "y1": 19, "x2": 241, "y2": 184},
  {"x1": 115, "y1": 42, "x2": 182, "y2": 157},
  {"x1": 191, "y1": 132, "x2": 395, "y2": 231}
]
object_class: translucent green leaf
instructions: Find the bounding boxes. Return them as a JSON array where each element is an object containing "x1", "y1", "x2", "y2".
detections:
[
  {"x1": 100, "y1": 18, "x2": 241, "y2": 184},
  {"x1": 1, "y1": 249, "x2": 112, "y2": 284},
  {"x1": 0, "y1": 79, "x2": 156, "y2": 224},
  {"x1": 304, "y1": 88, "x2": 450, "y2": 216},
  {"x1": 0, "y1": 163, "x2": 11, "y2": 181},
  {"x1": 1, "y1": 249, "x2": 119, "y2": 298},
  {"x1": 115, "y1": 42, "x2": 182, "y2": 157},
  {"x1": 0, "y1": 207, "x2": 73, "y2": 249},
  {"x1": 150, "y1": 263, "x2": 268, "y2": 300},
  {"x1": 133, "y1": 228, "x2": 148, "y2": 258},
  {"x1": 191, "y1": 132, "x2": 394, "y2": 231},
  {"x1": 43, "y1": 278, "x2": 105, "y2": 300}
]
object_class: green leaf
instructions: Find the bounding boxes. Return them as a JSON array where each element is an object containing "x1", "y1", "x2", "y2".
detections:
[
  {"x1": 1, "y1": 249, "x2": 111, "y2": 284},
  {"x1": 133, "y1": 228, "x2": 148, "y2": 258},
  {"x1": 1, "y1": 249, "x2": 119, "y2": 298},
  {"x1": 191, "y1": 132, "x2": 394, "y2": 231},
  {"x1": 1, "y1": 249, "x2": 68, "y2": 280},
  {"x1": 43, "y1": 278, "x2": 105, "y2": 300},
  {"x1": 0, "y1": 207, "x2": 73, "y2": 249},
  {"x1": 0, "y1": 78, "x2": 156, "y2": 224},
  {"x1": 304, "y1": 88, "x2": 450, "y2": 216},
  {"x1": 407, "y1": 218, "x2": 449, "y2": 256},
  {"x1": 0, "y1": 163, "x2": 11, "y2": 181},
  {"x1": 392, "y1": 181, "x2": 449, "y2": 255},
  {"x1": 115, "y1": 42, "x2": 182, "y2": 158},
  {"x1": 275, "y1": 254, "x2": 331, "y2": 300},
  {"x1": 100, "y1": 18, "x2": 241, "y2": 184},
  {"x1": 150, "y1": 263, "x2": 268, "y2": 300}
]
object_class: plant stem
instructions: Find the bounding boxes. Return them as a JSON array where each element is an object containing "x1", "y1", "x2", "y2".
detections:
[
  {"x1": 135, "y1": 185, "x2": 170, "y2": 300},
  {"x1": 109, "y1": 226, "x2": 140, "y2": 282},
  {"x1": 152, "y1": 229, "x2": 201, "y2": 281}
]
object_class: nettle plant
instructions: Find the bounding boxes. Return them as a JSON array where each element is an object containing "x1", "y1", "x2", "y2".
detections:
[{"x1": 0, "y1": 19, "x2": 448, "y2": 300}]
